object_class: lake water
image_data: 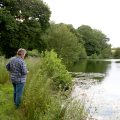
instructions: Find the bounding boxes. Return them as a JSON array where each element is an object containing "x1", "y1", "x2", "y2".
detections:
[{"x1": 70, "y1": 59, "x2": 120, "y2": 120}]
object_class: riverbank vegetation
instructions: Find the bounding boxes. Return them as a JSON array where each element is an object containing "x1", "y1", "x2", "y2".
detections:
[
  {"x1": 112, "y1": 47, "x2": 120, "y2": 58},
  {"x1": 0, "y1": 51, "x2": 87, "y2": 120}
]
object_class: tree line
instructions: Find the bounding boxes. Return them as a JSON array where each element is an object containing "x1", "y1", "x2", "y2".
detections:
[
  {"x1": 112, "y1": 48, "x2": 120, "y2": 58},
  {"x1": 0, "y1": 0, "x2": 112, "y2": 65}
]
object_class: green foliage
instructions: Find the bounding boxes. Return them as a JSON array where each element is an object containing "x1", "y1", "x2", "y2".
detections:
[
  {"x1": 100, "y1": 45, "x2": 111, "y2": 58},
  {"x1": 22, "y1": 50, "x2": 72, "y2": 120},
  {"x1": 0, "y1": 57, "x2": 9, "y2": 84},
  {"x1": 0, "y1": 9, "x2": 19, "y2": 57},
  {"x1": 65, "y1": 24, "x2": 84, "y2": 44},
  {"x1": 0, "y1": 0, "x2": 51, "y2": 57},
  {"x1": 79, "y1": 45, "x2": 87, "y2": 59},
  {"x1": 27, "y1": 49, "x2": 40, "y2": 57},
  {"x1": 25, "y1": 57, "x2": 42, "y2": 81},
  {"x1": 0, "y1": 50, "x2": 3, "y2": 56},
  {"x1": 42, "y1": 23, "x2": 82, "y2": 66},
  {"x1": 18, "y1": 20, "x2": 42, "y2": 50},
  {"x1": 0, "y1": 84, "x2": 24, "y2": 120},
  {"x1": 113, "y1": 48, "x2": 120, "y2": 58},
  {"x1": 89, "y1": 53, "x2": 98, "y2": 59},
  {"x1": 40, "y1": 50, "x2": 72, "y2": 90},
  {"x1": 22, "y1": 72, "x2": 61, "y2": 120},
  {"x1": 77, "y1": 25, "x2": 96, "y2": 56},
  {"x1": 77, "y1": 25, "x2": 111, "y2": 58},
  {"x1": 0, "y1": 0, "x2": 51, "y2": 30},
  {"x1": 0, "y1": 53, "x2": 87, "y2": 120}
]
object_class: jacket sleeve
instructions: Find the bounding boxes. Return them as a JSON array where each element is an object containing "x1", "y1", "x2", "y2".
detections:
[
  {"x1": 21, "y1": 61, "x2": 28, "y2": 75},
  {"x1": 6, "y1": 62, "x2": 10, "y2": 71}
]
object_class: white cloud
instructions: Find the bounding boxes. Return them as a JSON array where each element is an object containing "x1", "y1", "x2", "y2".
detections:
[{"x1": 44, "y1": 0, "x2": 120, "y2": 47}]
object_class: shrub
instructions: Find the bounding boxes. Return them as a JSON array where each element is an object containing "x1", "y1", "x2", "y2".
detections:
[
  {"x1": 89, "y1": 53, "x2": 98, "y2": 59},
  {"x1": 113, "y1": 48, "x2": 120, "y2": 58},
  {"x1": 40, "y1": 50, "x2": 72, "y2": 91},
  {"x1": 27, "y1": 49, "x2": 40, "y2": 57}
]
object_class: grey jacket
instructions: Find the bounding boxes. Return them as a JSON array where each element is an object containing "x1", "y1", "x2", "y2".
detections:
[{"x1": 6, "y1": 56, "x2": 28, "y2": 83}]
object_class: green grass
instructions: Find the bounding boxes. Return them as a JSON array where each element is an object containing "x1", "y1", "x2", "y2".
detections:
[
  {"x1": 0, "y1": 51, "x2": 87, "y2": 120},
  {"x1": 0, "y1": 83, "x2": 25, "y2": 120}
]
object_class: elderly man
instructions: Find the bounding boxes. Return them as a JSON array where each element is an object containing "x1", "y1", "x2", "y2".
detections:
[{"x1": 6, "y1": 48, "x2": 28, "y2": 107}]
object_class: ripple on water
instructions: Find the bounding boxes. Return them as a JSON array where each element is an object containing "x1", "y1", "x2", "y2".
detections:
[{"x1": 72, "y1": 82, "x2": 120, "y2": 120}]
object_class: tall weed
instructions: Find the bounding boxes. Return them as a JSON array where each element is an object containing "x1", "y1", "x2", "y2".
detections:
[
  {"x1": 0, "y1": 57, "x2": 9, "y2": 84},
  {"x1": 22, "y1": 50, "x2": 72, "y2": 120},
  {"x1": 22, "y1": 70, "x2": 62, "y2": 120}
]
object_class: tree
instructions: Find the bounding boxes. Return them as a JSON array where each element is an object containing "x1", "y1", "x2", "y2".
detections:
[
  {"x1": 77, "y1": 25, "x2": 111, "y2": 58},
  {"x1": 0, "y1": 0, "x2": 51, "y2": 30},
  {"x1": 65, "y1": 24, "x2": 84, "y2": 44},
  {"x1": 92, "y1": 29, "x2": 111, "y2": 58},
  {"x1": 0, "y1": 0, "x2": 51, "y2": 57},
  {"x1": 0, "y1": 9, "x2": 19, "y2": 57},
  {"x1": 42, "y1": 23, "x2": 82, "y2": 66},
  {"x1": 113, "y1": 48, "x2": 120, "y2": 58},
  {"x1": 77, "y1": 25, "x2": 98, "y2": 56}
]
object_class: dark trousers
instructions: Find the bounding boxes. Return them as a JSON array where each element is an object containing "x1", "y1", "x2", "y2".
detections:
[{"x1": 12, "y1": 83, "x2": 25, "y2": 107}]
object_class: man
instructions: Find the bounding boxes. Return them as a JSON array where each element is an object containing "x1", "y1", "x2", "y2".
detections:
[{"x1": 6, "y1": 48, "x2": 28, "y2": 107}]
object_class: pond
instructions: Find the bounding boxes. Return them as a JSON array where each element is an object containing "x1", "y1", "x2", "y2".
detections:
[{"x1": 70, "y1": 59, "x2": 120, "y2": 120}]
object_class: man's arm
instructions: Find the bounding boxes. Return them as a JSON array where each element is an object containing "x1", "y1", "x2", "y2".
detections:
[
  {"x1": 21, "y1": 61, "x2": 28, "y2": 75},
  {"x1": 6, "y1": 62, "x2": 10, "y2": 71}
]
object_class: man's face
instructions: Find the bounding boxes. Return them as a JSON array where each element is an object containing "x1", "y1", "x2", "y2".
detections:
[{"x1": 21, "y1": 52, "x2": 26, "y2": 59}]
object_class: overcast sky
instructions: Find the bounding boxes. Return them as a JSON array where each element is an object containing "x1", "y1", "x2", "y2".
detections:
[{"x1": 43, "y1": 0, "x2": 120, "y2": 48}]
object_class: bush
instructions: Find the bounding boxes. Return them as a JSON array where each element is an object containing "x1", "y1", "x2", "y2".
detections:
[
  {"x1": 40, "y1": 50, "x2": 72, "y2": 91},
  {"x1": 27, "y1": 49, "x2": 40, "y2": 57},
  {"x1": 113, "y1": 48, "x2": 120, "y2": 58},
  {"x1": 89, "y1": 53, "x2": 98, "y2": 59}
]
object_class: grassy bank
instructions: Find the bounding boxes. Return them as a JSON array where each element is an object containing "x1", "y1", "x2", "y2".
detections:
[
  {"x1": 0, "y1": 83, "x2": 25, "y2": 120},
  {"x1": 0, "y1": 50, "x2": 87, "y2": 120}
]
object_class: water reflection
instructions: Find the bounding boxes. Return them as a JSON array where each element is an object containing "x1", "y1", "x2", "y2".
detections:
[
  {"x1": 71, "y1": 59, "x2": 120, "y2": 120},
  {"x1": 70, "y1": 59, "x2": 111, "y2": 73},
  {"x1": 101, "y1": 60, "x2": 120, "y2": 97}
]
